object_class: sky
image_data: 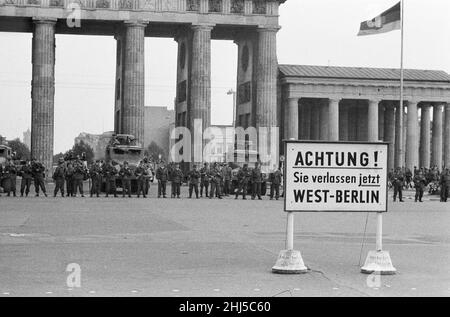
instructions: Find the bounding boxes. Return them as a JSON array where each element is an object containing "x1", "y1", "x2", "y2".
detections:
[{"x1": 0, "y1": 0, "x2": 449, "y2": 153}]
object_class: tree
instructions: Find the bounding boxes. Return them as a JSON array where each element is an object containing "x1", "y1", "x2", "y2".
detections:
[
  {"x1": 71, "y1": 141, "x2": 95, "y2": 165},
  {"x1": 53, "y1": 152, "x2": 65, "y2": 164},
  {"x1": 8, "y1": 138, "x2": 30, "y2": 161},
  {"x1": 145, "y1": 141, "x2": 166, "y2": 162}
]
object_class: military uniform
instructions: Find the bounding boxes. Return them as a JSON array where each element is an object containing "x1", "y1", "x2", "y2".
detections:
[
  {"x1": 19, "y1": 162, "x2": 33, "y2": 197},
  {"x1": 188, "y1": 167, "x2": 201, "y2": 198},
  {"x1": 65, "y1": 164, "x2": 75, "y2": 197},
  {"x1": 270, "y1": 169, "x2": 282, "y2": 200},
  {"x1": 209, "y1": 166, "x2": 223, "y2": 199},
  {"x1": 235, "y1": 166, "x2": 251, "y2": 200},
  {"x1": 135, "y1": 164, "x2": 148, "y2": 198},
  {"x1": 171, "y1": 167, "x2": 184, "y2": 198},
  {"x1": 222, "y1": 165, "x2": 232, "y2": 196},
  {"x1": 73, "y1": 161, "x2": 86, "y2": 197},
  {"x1": 200, "y1": 164, "x2": 210, "y2": 197},
  {"x1": 119, "y1": 164, "x2": 133, "y2": 198},
  {"x1": 392, "y1": 169, "x2": 404, "y2": 202},
  {"x1": 413, "y1": 173, "x2": 427, "y2": 202},
  {"x1": 103, "y1": 163, "x2": 118, "y2": 197},
  {"x1": 53, "y1": 161, "x2": 66, "y2": 197},
  {"x1": 156, "y1": 165, "x2": 169, "y2": 198},
  {"x1": 31, "y1": 160, "x2": 47, "y2": 197},
  {"x1": 89, "y1": 163, "x2": 102, "y2": 197},
  {"x1": 440, "y1": 170, "x2": 450, "y2": 202},
  {"x1": 3, "y1": 161, "x2": 17, "y2": 197},
  {"x1": 251, "y1": 165, "x2": 263, "y2": 200}
]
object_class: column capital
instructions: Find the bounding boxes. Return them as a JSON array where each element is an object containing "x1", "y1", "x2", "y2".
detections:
[
  {"x1": 32, "y1": 17, "x2": 57, "y2": 25},
  {"x1": 124, "y1": 20, "x2": 149, "y2": 28},
  {"x1": 256, "y1": 26, "x2": 281, "y2": 33},
  {"x1": 191, "y1": 23, "x2": 215, "y2": 31},
  {"x1": 329, "y1": 98, "x2": 341, "y2": 104},
  {"x1": 406, "y1": 99, "x2": 420, "y2": 105},
  {"x1": 368, "y1": 99, "x2": 381, "y2": 104}
]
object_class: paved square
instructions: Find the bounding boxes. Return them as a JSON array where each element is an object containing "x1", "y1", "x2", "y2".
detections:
[{"x1": 0, "y1": 186, "x2": 449, "y2": 297}]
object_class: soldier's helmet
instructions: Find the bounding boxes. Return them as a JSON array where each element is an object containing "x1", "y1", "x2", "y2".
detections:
[
  {"x1": 58, "y1": 158, "x2": 64, "y2": 164},
  {"x1": 193, "y1": 164, "x2": 197, "y2": 169}
]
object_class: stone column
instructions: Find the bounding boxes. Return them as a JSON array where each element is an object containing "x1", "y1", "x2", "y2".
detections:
[
  {"x1": 190, "y1": 24, "x2": 213, "y2": 162},
  {"x1": 394, "y1": 102, "x2": 404, "y2": 168},
  {"x1": 31, "y1": 18, "x2": 56, "y2": 176},
  {"x1": 310, "y1": 104, "x2": 320, "y2": 140},
  {"x1": 378, "y1": 103, "x2": 385, "y2": 141},
  {"x1": 384, "y1": 103, "x2": 395, "y2": 170},
  {"x1": 328, "y1": 98, "x2": 340, "y2": 141},
  {"x1": 339, "y1": 104, "x2": 349, "y2": 141},
  {"x1": 122, "y1": 21, "x2": 147, "y2": 146},
  {"x1": 287, "y1": 98, "x2": 299, "y2": 139},
  {"x1": 406, "y1": 100, "x2": 419, "y2": 171},
  {"x1": 255, "y1": 27, "x2": 279, "y2": 128},
  {"x1": 301, "y1": 102, "x2": 311, "y2": 140},
  {"x1": 444, "y1": 103, "x2": 450, "y2": 168},
  {"x1": 368, "y1": 99, "x2": 380, "y2": 142},
  {"x1": 431, "y1": 104, "x2": 443, "y2": 169},
  {"x1": 319, "y1": 100, "x2": 329, "y2": 140},
  {"x1": 419, "y1": 104, "x2": 431, "y2": 168}
]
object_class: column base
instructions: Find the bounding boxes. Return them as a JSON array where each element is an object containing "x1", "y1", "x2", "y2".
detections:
[
  {"x1": 272, "y1": 250, "x2": 308, "y2": 274},
  {"x1": 361, "y1": 250, "x2": 396, "y2": 275}
]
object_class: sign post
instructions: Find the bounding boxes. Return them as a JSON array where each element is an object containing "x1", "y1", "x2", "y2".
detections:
[{"x1": 272, "y1": 140, "x2": 395, "y2": 275}]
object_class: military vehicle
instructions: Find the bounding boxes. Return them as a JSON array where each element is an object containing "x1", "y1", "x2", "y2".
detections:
[
  {"x1": 0, "y1": 144, "x2": 12, "y2": 166},
  {"x1": 104, "y1": 134, "x2": 147, "y2": 193}
]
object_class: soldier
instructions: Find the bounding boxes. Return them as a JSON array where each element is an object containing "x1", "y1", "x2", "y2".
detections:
[
  {"x1": 89, "y1": 160, "x2": 102, "y2": 198},
  {"x1": 135, "y1": 161, "x2": 148, "y2": 198},
  {"x1": 142, "y1": 157, "x2": 153, "y2": 196},
  {"x1": 156, "y1": 162, "x2": 169, "y2": 198},
  {"x1": 235, "y1": 164, "x2": 251, "y2": 200},
  {"x1": 103, "y1": 161, "x2": 118, "y2": 198},
  {"x1": 440, "y1": 168, "x2": 450, "y2": 202},
  {"x1": 31, "y1": 158, "x2": 47, "y2": 197},
  {"x1": 171, "y1": 164, "x2": 183, "y2": 199},
  {"x1": 251, "y1": 162, "x2": 263, "y2": 200},
  {"x1": 119, "y1": 161, "x2": 133, "y2": 198},
  {"x1": 73, "y1": 159, "x2": 86, "y2": 197},
  {"x1": 270, "y1": 167, "x2": 282, "y2": 200},
  {"x1": 200, "y1": 163, "x2": 210, "y2": 198},
  {"x1": 3, "y1": 158, "x2": 17, "y2": 197},
  {"x1": 392, "y1": 167, "x2": 404, "y2": 202},
  {"x1": 413, "y1": 171, "x2": 427, "y2": 202},
  {"x1": 53, "y1": 158, "x2": 66, "y2": 197},
  {"x1": 209, "y1": 163, "x2": 223, "y2": 199},
  {"x1": 19, "y1": 160, "x2": 33, "y2": 197},
  {"x1": 188, "y1": 164, "x2": 200, "y2": 199},
  {"x1": 222, "y1": 163, "x2": 232, "y2": 196},
  {"x1": 65, "y1": 162, "x2": 74, "y2": 197}
]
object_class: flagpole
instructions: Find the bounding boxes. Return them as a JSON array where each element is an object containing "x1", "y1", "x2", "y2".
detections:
[{"x1": 400, "y1": 0, "x2": 404, "y2": 141}]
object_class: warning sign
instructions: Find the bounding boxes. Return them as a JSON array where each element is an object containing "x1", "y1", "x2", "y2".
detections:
[{"x1": 284, "y1": 141, "x2": 388, "y2": 212}]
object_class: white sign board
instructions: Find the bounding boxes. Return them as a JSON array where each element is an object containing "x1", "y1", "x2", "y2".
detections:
[{"x1": 284, "y1": 141, "x2": 388, "y2": 212}]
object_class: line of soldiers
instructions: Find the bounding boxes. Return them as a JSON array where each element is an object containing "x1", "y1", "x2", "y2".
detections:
[
  {"x1": 2, "y1": 157, "x2": 284, "y2": 200},
  {"x1": 0, "y1": 157, "x2": 47, "y2": 197},
  {"x1": 388, "y1": 166, "x2": 450, "y2": 203},
  {"x1": 153, "y1": 161, "x2": 283, "y2": 200}
]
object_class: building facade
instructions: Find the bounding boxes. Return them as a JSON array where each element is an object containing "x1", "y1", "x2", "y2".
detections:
[{"x1": 279, "y1": 65, "x2": 450, "y2": 171}]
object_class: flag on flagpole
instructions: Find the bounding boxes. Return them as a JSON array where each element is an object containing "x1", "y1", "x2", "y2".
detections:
[{"x1": 357, "y1": 2, "x2": 401, "y2": 36}]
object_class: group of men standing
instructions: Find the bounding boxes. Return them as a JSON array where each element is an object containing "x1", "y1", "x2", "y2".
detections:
[
  {"x1": 153, "y1": 161, "x2": 283, "y2": 201},
  {"x1": 389, "y1": 166, "x2": 450, "y2": 203},
  {"x1": 0, "y1": 157, "x2": 47, "y2": 197},
  {"x1": 2, "y1": 156, "x2": 284, "y2": 200}
]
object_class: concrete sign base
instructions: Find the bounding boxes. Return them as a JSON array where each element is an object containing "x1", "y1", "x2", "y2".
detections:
[
  {"x1": 272, "y1": 250, "x2": 308, "y2": 274},
  {"x1": 361, "y1": 250, "x2": 396, "y2": 275}
]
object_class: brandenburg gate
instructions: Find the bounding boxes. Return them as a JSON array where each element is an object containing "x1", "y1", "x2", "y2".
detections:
[{"x1": 0, "y1": 0, "x2": 285, "y2": 172}]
